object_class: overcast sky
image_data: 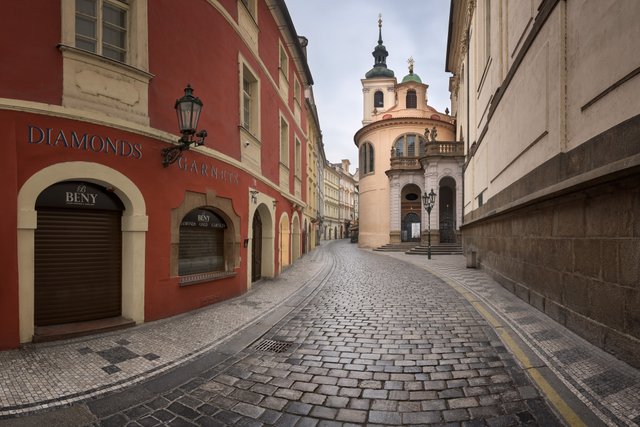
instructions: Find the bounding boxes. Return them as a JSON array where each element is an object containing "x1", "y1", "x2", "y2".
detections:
[{"x1": 285, "y1": 0, "x2": 452, "y2": 172}]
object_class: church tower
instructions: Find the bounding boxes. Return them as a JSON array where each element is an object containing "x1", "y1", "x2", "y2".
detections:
[
  {"x1": 361, "y1": 15, "x2": 396, "y2": 125},
  {"x1": 354, "y1": 16, "x2": 462, "y2": 250}
]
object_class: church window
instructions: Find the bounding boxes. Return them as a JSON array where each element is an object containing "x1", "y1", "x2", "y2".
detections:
[
  {"x1": 374, "y1": 90, "x2": 384, "y2": 108},
  {"x1": 406, "y1": 89, "x2": 417, "y2": 108},
  {"x1": 359, "y1": 142, "x2": 374, "y2": 176},
  {"x1": 394, "y1": 134, "x2": 427, "y2": 158}
]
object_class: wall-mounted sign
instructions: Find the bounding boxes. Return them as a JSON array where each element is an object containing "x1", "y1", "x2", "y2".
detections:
[
  {"x1": 27, "y1": 125, "x2": 143, "y2": 160},
  {"x1": 180, "y1": 209, "x2": 227, "y2": 229},
  {"x1": 35, "y1": 181, "x2": 124, "y2": 211},
  {"x1": 175, "y1": 156, "x2": 240, "y2": 185}
]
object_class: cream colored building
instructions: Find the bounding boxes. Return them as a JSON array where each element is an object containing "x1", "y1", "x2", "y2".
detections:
[
  {"x1": 303, "y1": 83, "x2": 326, "y2": 252},
  {"x1": 448, "y1": 0, "x2": 640, "y2": 367},
  {"x1": 322, "y1": 161, "x2": 341, "y2": 240},
  {"x1": 355, "y1": 18, "x2": 462, "y2": 249},
  {"x1": 333, "y1": 159, "x2": 358, "y2": 238}
]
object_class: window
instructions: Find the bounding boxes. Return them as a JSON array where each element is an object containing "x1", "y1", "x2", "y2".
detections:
[
  {"x1": 293, "y1": 77, "x2": 302, "y2": 123},
  {"x1": 241, "y1": 0, "x2": 256, "y2": 19},
  {"x1": 75, "y1": 0, "x2": 128, "y2": 62},
  {"x1": 279, "y1": 43, "x2": 289, "y2": 81},
  {"x1": 241, "y1": 63, "x2": 259, "y2": 135},
  {"x1": 280, "y1": 116, "x2": 289, "y2": 166},
  {"x1": 359, "y1": 142, "x2": 374, "y2": 176},
  {"x1": 374, "y1": 90, "x2": 384, "y2": 108},
  {"x1": 394, "y1": 134, "x2": 427, "y2": 157},
  {"x1": 179, "y1": 209, "x2": 227, "y2": 276},
  {"x1": 406, "y1": 89, "x2": 417, "y2": 109},
  {"x1": 295, "y1": 137, "x2": 301, "y2": 176}
]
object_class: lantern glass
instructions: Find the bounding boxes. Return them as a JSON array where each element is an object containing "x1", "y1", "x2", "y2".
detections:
[{"x1": 175, "y1": 85, "x2": 203, "y2": 134}]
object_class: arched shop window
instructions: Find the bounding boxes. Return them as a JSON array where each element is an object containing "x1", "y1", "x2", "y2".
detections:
[{"x1": 179, "y1": 208, "x2": 227, "y2": 276}]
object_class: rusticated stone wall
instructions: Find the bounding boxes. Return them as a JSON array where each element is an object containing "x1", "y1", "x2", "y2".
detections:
[{"x1": 463, "y1": 175, "x2": 639, "y2": 367}]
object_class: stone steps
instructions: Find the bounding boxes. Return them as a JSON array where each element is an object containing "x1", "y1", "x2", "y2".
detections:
[{"x1": 406, "y1": 243, "x2": 463, "y2": 255}]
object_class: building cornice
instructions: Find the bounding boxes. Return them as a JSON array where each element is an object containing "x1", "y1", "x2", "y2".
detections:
[{"x1": 354, "y1": 116, "x2": 454, "y2": 145}]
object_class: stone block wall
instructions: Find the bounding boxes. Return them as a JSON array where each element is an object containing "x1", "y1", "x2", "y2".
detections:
[{"x1": 463, "y1": 174, "x2": 640, "y2": 367}]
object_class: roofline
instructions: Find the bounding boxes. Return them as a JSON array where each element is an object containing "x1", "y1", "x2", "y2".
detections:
[
  {"x1": 273, "y1": 0, "x2": 314, "y2": 85},
  {"x1": 445, "y1": 0, "x2": 455, "y2": 73}
]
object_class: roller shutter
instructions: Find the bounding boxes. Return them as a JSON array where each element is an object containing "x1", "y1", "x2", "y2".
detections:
[{"x1": 35, "y1": 183, "x2": 123, "y2": 326}]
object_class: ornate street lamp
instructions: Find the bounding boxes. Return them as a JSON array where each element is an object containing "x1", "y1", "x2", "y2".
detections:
[
  {"x1": 162, "y1": 84, "x2": 208, "y2": 167},
  {"x1": 422, "y1": 188, "x2": 437, "y2": 259}
]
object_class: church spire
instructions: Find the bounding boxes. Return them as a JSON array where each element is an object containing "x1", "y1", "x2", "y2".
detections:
[{"x1": 365, "y1": 14, "x2": 395, "y2": 79}]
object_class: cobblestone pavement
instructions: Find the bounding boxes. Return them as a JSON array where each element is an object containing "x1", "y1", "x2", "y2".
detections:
[
  {"x1": 382, "y1": 251, "x2": 640, "y2": 427},
  {"x1": 2, "y1": 240, "x2": 639, "y2": 426}
]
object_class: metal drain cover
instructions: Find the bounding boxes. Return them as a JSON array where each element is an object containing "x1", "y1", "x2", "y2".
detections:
[{"x1": 253, "y1": 339, "x2": 292, "y2": 353}]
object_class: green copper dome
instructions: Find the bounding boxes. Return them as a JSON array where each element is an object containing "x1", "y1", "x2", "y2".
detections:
[{"x1": 402, "y1": 72, "x2": 422, "y2": 83}]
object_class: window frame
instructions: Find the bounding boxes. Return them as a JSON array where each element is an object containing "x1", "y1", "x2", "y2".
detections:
[
  {"x1": 406, "y1": 89, "x2": 417, "y2": 109},
  {"x1": 75, "y1": 0, "x2": 129, "y2": 63},
  {"x1": 374, "y1": 90, "x2": 384, "y2": 108},
  {"x1": 394, "y1": 134, "x2": 427, "y2": 158},
  {"x1": 280, "y1": 115, "x2": 290, "y2": 167},
  {"x1": 359, "y1": 142, "x2": 375, "y2": 176},
  {"x1": 178, "y1": 208, "x2": 227, "y2": 277},
  {"x1": 239, "y1": 59, "x2": 260, "y2": 137}
]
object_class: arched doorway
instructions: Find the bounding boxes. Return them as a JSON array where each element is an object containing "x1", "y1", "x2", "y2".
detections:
[
  {"x1": 34, "y1": 181, "x2": 124, "y2": 326},
  {"x1": 292, "y1": 214, "x2": 301, "y2": 263},
  {"x1": 279, "y1": 214, "x2": 290, "y2": 272},
  {"x1": 302, "y1": 219, "x2": 308, "y2": 254},
  {"x1": 251, "y1": 210, "x2": 262, "y2": 282},
  {"x1": 439, "y1": 177, "x2": 456, "y2": 243},
  {"x1": 401, "y1": 184, "x2": 421, "y2": 242}
]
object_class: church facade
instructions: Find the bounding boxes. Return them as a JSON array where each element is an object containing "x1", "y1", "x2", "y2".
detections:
[{"x1": 355, "y1": 18, "x2": 463, "y2": 249}]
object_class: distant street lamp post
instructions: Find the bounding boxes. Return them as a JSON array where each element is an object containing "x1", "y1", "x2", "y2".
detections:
[{"x1": 422, "y1": 188, "x2": 437, "y2": 260}]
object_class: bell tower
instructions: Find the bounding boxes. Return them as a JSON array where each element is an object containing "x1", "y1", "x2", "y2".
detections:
[{"x1": 361, "y1": 14, "x2": 396, "y2": 125}]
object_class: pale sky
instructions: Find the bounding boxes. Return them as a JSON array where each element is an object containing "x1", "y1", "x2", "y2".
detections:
[{"x1": 285, "y1": 0, "x2": 452, "y2": 172}]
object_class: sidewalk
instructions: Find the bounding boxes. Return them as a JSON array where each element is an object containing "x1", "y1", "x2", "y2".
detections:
[
  {"x1": 0, "y1": 245, "x2": 331, "y2": 419},
  {"x1": 378, "y1": 250, "x2": 640, "y2": 427}
]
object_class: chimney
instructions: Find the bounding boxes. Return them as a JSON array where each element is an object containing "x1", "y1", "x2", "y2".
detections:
[{"x1": 341, "y1": 159, "x2": 350, "y2": 174}]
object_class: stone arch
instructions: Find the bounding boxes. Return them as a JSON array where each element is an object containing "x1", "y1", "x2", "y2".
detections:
[
  {"x1": 291, "y1": 212, "x2": 301, "y2": 262},
  {"x1": 17, "y1": 162, "x2": 147, "y2": 343},
  {"x1": 278, "y1": 212, "x2": 291, "y2": 273},
  {"x1": 247, "y1": 192, "x2": 276, "y2": 289},
  {"x1": 438, "y1": 175, "x2": 457, "y2": 243}
]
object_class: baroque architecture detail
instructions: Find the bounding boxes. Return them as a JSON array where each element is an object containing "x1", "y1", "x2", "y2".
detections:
[{"x1": 354, "y1": 17, "x2": 464, "y2": 249}]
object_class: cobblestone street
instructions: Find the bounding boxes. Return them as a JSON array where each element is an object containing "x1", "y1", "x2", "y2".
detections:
[{"x1": 2, "y1": 240, "x2": 639, "y2": 426}]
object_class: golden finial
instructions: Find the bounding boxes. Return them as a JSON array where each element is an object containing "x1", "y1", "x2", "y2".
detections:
[{"x1": 378, "y1": 13, "x2": 382, "y2": 28}]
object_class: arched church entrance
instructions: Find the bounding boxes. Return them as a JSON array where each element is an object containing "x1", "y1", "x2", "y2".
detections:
[
  {"x1": 401, "y1": 184, "x2": 421, "y2": 242},
  {"x1": 439, "y1": 177, "x2": 456, "y2": 243}
]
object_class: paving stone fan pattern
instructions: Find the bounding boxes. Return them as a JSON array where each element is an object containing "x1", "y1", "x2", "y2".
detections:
[{"x1": 95, "y1": 244, "x2": 562, "y2": 426}]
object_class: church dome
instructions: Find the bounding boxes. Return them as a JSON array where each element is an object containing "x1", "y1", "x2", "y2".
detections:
[{"x1": 401, "y1": 72, "x2": 422, "y2": 84}]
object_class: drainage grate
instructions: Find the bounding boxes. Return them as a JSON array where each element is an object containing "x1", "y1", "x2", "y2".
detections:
[{"x1": 252, "y1": 339, "x2": 293, "y2": 353}]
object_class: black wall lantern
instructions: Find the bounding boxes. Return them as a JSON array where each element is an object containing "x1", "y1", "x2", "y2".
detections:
[{"x1": 162, "y1": 84, "x2": 208, "y2": 167}]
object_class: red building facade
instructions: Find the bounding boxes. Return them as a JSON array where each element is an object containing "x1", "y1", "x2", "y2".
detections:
[{"x1": 0, "y1": 0, "x2": 312, "y2": 348}]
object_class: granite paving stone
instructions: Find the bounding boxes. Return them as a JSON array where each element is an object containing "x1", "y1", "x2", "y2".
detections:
[{"x1": 3, "y1": 241, "x2": 636, "y2": 426}]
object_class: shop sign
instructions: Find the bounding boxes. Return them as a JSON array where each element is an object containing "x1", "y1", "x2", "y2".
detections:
[
  {"x1": 176, "y1": 156, "x2": 240, "y2": 185},
  {"x1": 27, "y1": 125, "x2": 143, "y2": 160},
  {"x1": 180, "y1": 209, "x2": 227, "y2": 229},
  {"x1": 36, "y1": 181, "x2": 124, "y2": 210}
]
